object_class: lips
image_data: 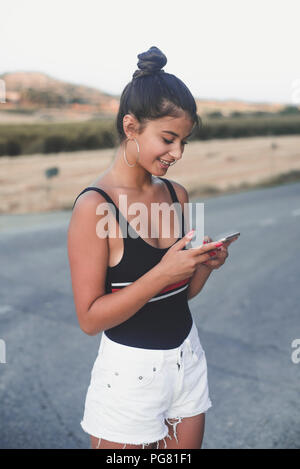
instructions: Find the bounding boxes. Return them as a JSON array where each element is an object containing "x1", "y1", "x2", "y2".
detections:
[{"x1": 158, "y1": 158, "x2": 175, "y2": 166}]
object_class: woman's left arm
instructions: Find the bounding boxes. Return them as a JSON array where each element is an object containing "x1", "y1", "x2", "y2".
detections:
[
  {"x1": 171, "y1": 180, "x2": 236, "y2": 301},
  {"x1": 186, "y1": 262, "x2": 214, "y2": 300},
  {"x1": 186, "y1": 236, "x2": 239, "y2": 300}
]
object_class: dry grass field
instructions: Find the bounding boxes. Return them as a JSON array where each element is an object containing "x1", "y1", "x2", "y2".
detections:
[{"x1": 0, "y1": 134, "x2": 300, "y2": 214}]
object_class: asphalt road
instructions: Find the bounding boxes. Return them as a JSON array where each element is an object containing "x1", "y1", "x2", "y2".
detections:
[{"x1": 0, "y1": 181, "x2": 299, "y2": 449}]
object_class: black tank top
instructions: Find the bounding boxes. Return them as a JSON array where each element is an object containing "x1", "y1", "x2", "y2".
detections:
[{"x1": 72, "y1": 176, "x2": 193, "y2": 349}]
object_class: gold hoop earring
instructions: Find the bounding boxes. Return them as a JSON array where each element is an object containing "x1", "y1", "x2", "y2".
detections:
[{"x1": 123, "y1": 137, "x2": 140, "y2": 167}]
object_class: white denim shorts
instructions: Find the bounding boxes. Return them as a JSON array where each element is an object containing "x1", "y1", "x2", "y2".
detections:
[{"x1": 80, "y1": 320, "x2": 212, "y2": 449}]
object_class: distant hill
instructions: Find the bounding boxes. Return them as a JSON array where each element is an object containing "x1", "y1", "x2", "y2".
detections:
[
  {"x1": 0, "y1": 71, "x2": 120, "y2": 120},
  {"x1": 0, "y1": 71, "x2": 296, "y2": 123}
]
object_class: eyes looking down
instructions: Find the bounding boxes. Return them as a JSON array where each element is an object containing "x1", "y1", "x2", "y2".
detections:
[{"x1": 155, "y1": 116, "x2": 194, "y2": 153}]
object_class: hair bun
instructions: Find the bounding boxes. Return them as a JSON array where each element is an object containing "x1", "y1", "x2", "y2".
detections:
[{"x1": 132, "y1": 46, "x2": 167, "y2": 79}]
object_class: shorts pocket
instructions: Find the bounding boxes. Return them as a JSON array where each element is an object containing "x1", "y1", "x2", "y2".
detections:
[{"x1": 91, "y1": 356, "x2": 158, "y2": 390}]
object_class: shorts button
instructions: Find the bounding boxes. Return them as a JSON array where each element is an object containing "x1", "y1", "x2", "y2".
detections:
[
  {"x1": 153, "y1": 367, "x2": 156, "y2": 372},
  {"x1": 180, "y1": 351, "x2": 183, "y2": 357},
  {"x1": 139, "y1": 376, "x2": 143, "y2": 380},
  {"x1": 115, "y1": 372, "x2": 119, "y2": 376},
  {"x1": 107, "y1": 384, "x2": 111, "y2": 388}
]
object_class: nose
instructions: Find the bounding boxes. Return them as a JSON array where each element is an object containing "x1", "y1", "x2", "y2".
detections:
[{"x1": 168, "y1": 149, "x2": 183, "y2": 160}]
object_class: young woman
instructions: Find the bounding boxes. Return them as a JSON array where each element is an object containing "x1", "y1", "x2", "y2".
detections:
[{"x1": 68, "y1": 46, "x2": 237, "y2": 450}]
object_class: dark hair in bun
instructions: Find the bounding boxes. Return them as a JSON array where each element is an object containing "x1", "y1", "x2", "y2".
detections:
[
  {"x1": 116, "y1": 46, "x2": 201, "y2": 144},
  {"x1": 132, "y1": 46, "x2": 167, "y2": 79}
]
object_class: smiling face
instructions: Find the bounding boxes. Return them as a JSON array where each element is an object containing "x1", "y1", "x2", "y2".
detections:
[{"x1": 123, "y1": 112, "x2": 194, "y2": 175}]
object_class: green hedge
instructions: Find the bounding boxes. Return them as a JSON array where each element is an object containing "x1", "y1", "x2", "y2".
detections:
[
  {"x1": 0, "y1": 120, "x2": 117, "y2": 156},
  {"x1": 0, "y1": 114, "x2": 300, "y2": 157},
  {"x1": 195, "y1": 114, "x2": 300, "y2": 140}
]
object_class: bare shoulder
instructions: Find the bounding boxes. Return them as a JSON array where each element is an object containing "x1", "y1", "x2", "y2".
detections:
[
  {"x1": 68, "y1": 186, "x2": 111, "y2": 254},
  {"x1": 69, "y1": 183, "x2": 115, "y2": 228},
  {"x1": 71, "y1": 184, "x2": 111, "y2": 213}
]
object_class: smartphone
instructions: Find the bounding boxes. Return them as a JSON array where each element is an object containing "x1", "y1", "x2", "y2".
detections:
[
  {"x1": 203, "y1": 232, "x2": 240, "y2": 258},
  {"x1": 190, "y1": 231, "x2": 240, "y2": 252},
  {"x1": 217, "y1": 232, "x2": 240, "y2": 243}
]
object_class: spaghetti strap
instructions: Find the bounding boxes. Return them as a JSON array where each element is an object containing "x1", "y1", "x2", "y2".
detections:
[
  {"x1": 72, "y1": 186, "x2": 129, "y2": 237},
  {"x1": 72, "y1": 178, "x2": 186, "y2": 238},
  {"x1": 157, "y1": 177, "x2": 186, "y2": 237},
  {"x1": 157, "y1": 177, "x2": 179, "y2": 203},
  {"x1": 72, "y1": 186, "x2": 118, "y2": 212}
]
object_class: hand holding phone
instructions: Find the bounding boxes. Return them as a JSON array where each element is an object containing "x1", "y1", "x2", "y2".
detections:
[
  {"x1": 192, "y1": 232, "x2": 240, "y2": 251},
  {"x1": 190, "y1": 232, "x2": 240, "y2": 263},
  {"x1": 200, "y1": 232, "x2": 240, "y2": 264}
]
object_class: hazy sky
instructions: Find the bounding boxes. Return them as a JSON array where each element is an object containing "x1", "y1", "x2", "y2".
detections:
[{"x1": 1, "y1": 0, "x2": 300, "y2": 104}]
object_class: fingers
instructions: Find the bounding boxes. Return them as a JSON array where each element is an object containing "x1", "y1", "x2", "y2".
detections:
[
  {"x1": 203, "y1": 258, "x2": 222, "y2": 269},
  {"x1": 201, "y1": 234, "x2": 234, "y2": 268},
  {"x1": 172, "y1": 229, "x2": 195, "y2": 250},
  {"x1": 222, "y1": 240, "x2": 234, "y2": 248},
  {"x1": 191, "y1": 240, "x2": 224, "y2": 254},
  {"x1": 195, "y1": 249, "x2": 224, "y2": 265},
  {"x1": 224, "y1": 236, "x2": 239, "y2": 245},
  {"x1": 202, "y1": 244, "x2": 228, "y2": 266},
  {"x1": 203, "y1": 250, "x2": 227, "y2": 267}
]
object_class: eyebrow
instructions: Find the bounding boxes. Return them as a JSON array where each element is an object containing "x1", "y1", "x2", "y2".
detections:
[{"x1": 162, "y1": 130, "x2": 193, "y2": 139}]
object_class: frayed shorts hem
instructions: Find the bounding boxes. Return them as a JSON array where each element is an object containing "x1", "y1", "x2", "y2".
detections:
[
  {"x1": 81, "y1": 401, "x2": 212, "y2": 447},
  {"x1": 80, "y1": 420, "x2": 169, "y2": 447},
  {"x1": 166, "y1": 400, "x2": 213, "y2": 420}
]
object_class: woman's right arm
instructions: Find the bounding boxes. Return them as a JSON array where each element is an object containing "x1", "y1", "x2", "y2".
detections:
[{"x1": 67, "y1": 192, "x2": 172, "y2": 336}]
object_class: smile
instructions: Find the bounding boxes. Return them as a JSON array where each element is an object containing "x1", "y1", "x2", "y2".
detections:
[{"x1": 158, "y1": 158, "x2": 174, "y2": 167}]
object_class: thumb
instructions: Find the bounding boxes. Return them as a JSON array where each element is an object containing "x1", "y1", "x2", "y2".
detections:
[{"x1": 172, "y1": 229, "x2": 195, "y2": 250}]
